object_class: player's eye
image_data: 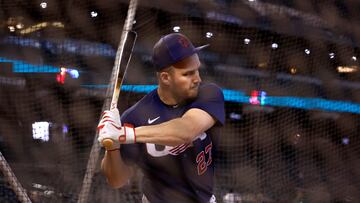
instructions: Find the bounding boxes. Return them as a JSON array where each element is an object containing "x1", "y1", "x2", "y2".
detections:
[{"x1": 183, "y1": 71, "x2": 195, "y2": 76}]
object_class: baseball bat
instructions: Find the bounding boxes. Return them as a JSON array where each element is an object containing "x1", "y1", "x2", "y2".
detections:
[
  {"x1": 77, "y1": 0, "x2": 138, "y2": 202},
  {"x1": 102, "y1": 30, "x2": 137, "y2": 149}
]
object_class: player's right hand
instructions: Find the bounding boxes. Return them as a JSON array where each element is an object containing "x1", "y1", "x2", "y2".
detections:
[{"x1": 97, "y1": 109, "x2": 122, "y2": 151}]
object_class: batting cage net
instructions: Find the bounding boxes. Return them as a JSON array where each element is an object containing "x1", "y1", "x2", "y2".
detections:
[{"x1": 0, "y1": 0, "x2": 360, "y2": 202}]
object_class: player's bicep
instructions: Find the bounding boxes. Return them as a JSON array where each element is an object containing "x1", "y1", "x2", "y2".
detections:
[{"x1": 182, "y1": 108, "x2": 216, "y2": 137}]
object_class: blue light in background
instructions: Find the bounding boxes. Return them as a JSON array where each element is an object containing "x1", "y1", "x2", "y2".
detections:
[
  {"x1": 62, "y1": 124, "x2": 68, "y2": 134},
  {"x1": 80, "y1": 84, "x2": 110, "y2": 89},
  {"x1": 68, "y1": 69, "x2": 80, "y2": 78},
  {"x1": 264, "y1": 96, "x2": 360, "y2": 114},
  {"x1": 0, "y1": 57, "x2": 79, "y2": 76},
  {"x1": 260, "y1": 91, "x2": 266, "y2": 106},
  {"x1": 223, "y1": 89, "x2": 248, "y2": 103},
  {"x1": 81, "y1": 84, "x2": 360, "y2": 114},
  {"x1": 229, "y1": 112, "x2": 242, "y2": 120},
  {"x1": 0, "y1": 57, "x2": 60, "y2": 72},
  {"x1": 1, "y1": 36, "x2": 116, "y2": 57},
  {"x1": 1, "y1": 54, "x2": 359, "y2": 115},
  {"x1": 342, "y1": 137, "x2": 350, "y2": 145}
]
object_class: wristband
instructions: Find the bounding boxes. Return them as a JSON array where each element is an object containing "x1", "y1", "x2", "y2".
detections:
[{"x1": 118, "y1": 124, "x2": 136, "y2": 144}]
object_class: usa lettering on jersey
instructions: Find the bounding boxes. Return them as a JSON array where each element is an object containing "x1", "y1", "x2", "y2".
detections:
[{"x1": 146, "y1": 132, "x2": 207, "y2": 157}]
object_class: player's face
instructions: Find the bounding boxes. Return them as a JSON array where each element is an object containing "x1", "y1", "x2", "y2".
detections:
[{"x1": 168, "y1": 54, "x2": 202, "y2": 102}]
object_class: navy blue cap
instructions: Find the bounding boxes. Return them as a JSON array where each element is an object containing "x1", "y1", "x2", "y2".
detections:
[{"x1": 152, "y1": 33, "x2": 208, "y2": 71}]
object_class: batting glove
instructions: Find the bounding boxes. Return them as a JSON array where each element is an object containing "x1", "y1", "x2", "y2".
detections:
[{"x1": 97, "y1": 108, "x2": 136, "y2": 150}]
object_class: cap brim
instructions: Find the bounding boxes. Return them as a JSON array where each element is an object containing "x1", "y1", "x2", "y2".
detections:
[{"x1": 195, "y1": 44, "x2": 209, "y2": 52}]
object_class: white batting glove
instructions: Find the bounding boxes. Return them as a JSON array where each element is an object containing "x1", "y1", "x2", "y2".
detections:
[{"x1": 97, "y1": 108, "x2": 136, "y2": 151}]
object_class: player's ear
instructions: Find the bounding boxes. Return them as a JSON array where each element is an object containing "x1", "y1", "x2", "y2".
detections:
[
  {"x1": 159, "y1": 71, "x2": 171, "y2": 85},
  {"x1": 158, "y1": 67, "x2": 172, "y2": 85}
]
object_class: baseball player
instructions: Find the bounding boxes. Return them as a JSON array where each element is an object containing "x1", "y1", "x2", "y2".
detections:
[{"x1": 98, "y1": 33, "x2": 225, "y2": 203}]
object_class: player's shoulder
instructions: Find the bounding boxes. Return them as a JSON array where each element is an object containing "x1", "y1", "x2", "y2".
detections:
[
  {"x1": 199, "y1": 82, "x2": 222, "y2": 90},
  {"x1": 198, "y1": 82, "x2": 224, "y2": 97},
  {"x1": 121, "y1": 89, "x2": 157, "y2": 120}
]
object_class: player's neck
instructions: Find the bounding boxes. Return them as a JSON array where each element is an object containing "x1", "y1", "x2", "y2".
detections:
[{"x1": 157, "y1": 86, "x2": 179, "y2": 106}]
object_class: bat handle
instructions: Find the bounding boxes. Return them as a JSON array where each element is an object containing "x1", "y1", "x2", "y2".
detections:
[{"x1": 102, "y1": 139, "x2": 114, "y2": 149}]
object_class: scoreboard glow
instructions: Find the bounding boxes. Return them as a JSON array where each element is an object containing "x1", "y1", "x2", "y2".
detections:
[{"x1": 249, "y1": 90, "x2": 267, "y2": 106}]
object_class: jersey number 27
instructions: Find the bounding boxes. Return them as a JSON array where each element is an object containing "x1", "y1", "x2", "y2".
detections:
[{"x1": 196, "y1": 142, "x2": 212, "y2": 175}]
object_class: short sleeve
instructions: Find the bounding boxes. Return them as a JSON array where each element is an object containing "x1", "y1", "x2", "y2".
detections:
[{"x1": 189, "y1": 83, "x2": 225, "y2": 125}]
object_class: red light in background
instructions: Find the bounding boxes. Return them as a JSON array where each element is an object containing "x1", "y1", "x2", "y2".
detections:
[
  {"x1": 56, "y1": 67, "x2": 66, "y2": 84},
  {"x1": 249, "y1": 90, "x2": 260, "y2": 105},
  {"x1": 249, "y1": 90, "x2": 267, "y2": 105}
]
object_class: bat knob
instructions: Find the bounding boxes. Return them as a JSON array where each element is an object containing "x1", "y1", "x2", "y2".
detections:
[{"x1": 102, "y1": 139, "x2": 114, "y2": 149}]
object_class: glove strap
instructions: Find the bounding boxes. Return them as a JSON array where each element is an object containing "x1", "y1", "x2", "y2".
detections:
[{"x1": 118, "y1": 124, "x2": 136, "y2": 144}]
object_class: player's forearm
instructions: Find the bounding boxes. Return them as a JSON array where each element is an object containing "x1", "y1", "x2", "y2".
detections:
[
  {"x1": 101, "y1": 150, "x2": 133, "y2": 188},
  {"x1": 135, "y1": 117, "x2": 196, "y2": 146}
]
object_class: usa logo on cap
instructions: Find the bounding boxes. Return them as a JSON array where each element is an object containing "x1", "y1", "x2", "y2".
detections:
[
  {"x1": 178, "y1": 36, "x2": 190, "y2": 48},
  {"x1": 152, "y1": 33, "x2": 209, "y2": 71}
]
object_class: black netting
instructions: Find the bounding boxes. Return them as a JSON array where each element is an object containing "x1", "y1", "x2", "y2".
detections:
[{"x1": 0, "y1": 0, "x2": 359, "y2": 202}]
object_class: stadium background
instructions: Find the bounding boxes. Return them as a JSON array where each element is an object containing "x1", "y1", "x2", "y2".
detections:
[{"x1": 0, "y1": 0, "x2": 359, "y2": 202}]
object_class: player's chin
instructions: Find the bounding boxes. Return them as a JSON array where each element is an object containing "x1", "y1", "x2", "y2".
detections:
[{"x1": 188, "y1": 88, "x2": 199, "y2": 98}]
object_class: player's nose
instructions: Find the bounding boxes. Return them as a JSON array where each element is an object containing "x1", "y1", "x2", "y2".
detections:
[{"x1": 193, "y1": 70, "x2": 201, "y2": 84}]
